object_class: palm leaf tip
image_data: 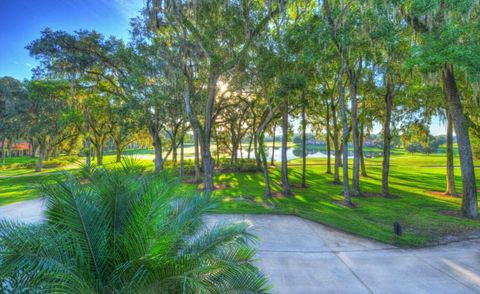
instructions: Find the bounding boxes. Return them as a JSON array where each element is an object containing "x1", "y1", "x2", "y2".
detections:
[{"x1": 0, "y1": 163, "x2": 269, "y2": 293}]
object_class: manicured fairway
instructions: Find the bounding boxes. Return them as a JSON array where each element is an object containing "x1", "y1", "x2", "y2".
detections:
[
  {"x1": 202, "y1": 152, "x2": 480, "y2": 247},
  {"x1": 2, "y1": 149, "x2": 479, "y2": 247}
]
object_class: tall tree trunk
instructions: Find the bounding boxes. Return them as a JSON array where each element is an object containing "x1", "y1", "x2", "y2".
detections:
[
  {"x1": 7, "y1": 138, "x2": 12, "y2": 159},
  {"x1": 239, "y1": 140, "x2": 243, "y2": 160},
  {"x1": 256, "y1": 91, "x2": 275, "y2": 198},
  {"x1": 350, "y1": 82, "x2": 361, "y2": 196},
  {"x1": 445, "y1": 109, "x2": 457, "y2": 196},
  {"x1": 35, "y1": 141, "x2": 46, "y2": 172},
  {"x1": 338, "y1": 63, "x2": 352, "y2": 205},
  {"x1": 215, "y1": 127, "x2": 220, "y2": 164},
  {"x1": 301, "y1": 96, "x2": 307, "y2": 188},
  {"x1": 115, "y1": 140, "x2": 123, "y2": 163},
  {"x1": 30, "y1": 140, "x2": 36, "y2": 158},
  {"x1": 194, "y1": 128, "x2": 201, "y2": 183},
  {"x1": 247, "y1": 134, "x2": 253, "y2": 159},
  {"x1": 84, "y1": 110, "x2": 91, "y2": 171},
  {"x1": 116, "y1": 147, "x2": 122, "y2": 163},
  {"x1": 180, "y1": 136, "x2": 185, "y2": 177},
  {"x1": 199, "y1": 74, "x2": 218, "y2": 192},
  {"x1": 172, "y1": 133, "x2": 178, "y2": 167},
  {"x1": 201, "y1": 142, "x2": 215, "y2": 191},
  {"x1": 442, "y1": 65, "x2": 477, "y2": 218},
  {"x1": 281, "y1": 98, "x2": 292, "y2": 196},
  {"x1": 326, "y1": 104, "x2": 332, "y2": 174},
  {"x1": 153, "y1": 135, "x2": 163, "y2": 173},
  {"x1": 230, "y1": 130, "x2": 237, "y2": 164},
  {"x1": 258, "y1": 133, "x2": 272, "y2": 198},
  {"x1": 151, "y1": 110, "x2": 163, "y2": 174},
  {"x1": 95, "y1": 143, "x2": 103, "y2": 166},
  {"x1": 254, "y1": 131, "x2": 261, "y2": 168},
  {"x1": 330, "y1": 96, "x2": 341, "y2": 184},
  {"x1": 359, "y1": 123, "x2": 367, "y2": 177},
  {"x1": 1, "y1": 138, "x2": 6, "y2": 164},
  {"x1": 382, "y1": 81, "x2": 393, "y2": 198},
  {"x1": 271, "y1": 123, "x2": 276, "y2": 166},
  {"x1": 339, "y1": 142, "x2": 343, "y2": 166},
  {"x1": 183, "y1": 72, "x2": 215, "y2": 190}
]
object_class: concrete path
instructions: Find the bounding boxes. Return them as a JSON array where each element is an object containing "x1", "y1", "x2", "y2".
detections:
[
  {"x1": 1, "y1": 201, "x2": 480, "y2": 293},
  {"x1": 205, "y1": 214, "x2": 480, "y2": 294},
  {"x1": 0, "y1": 198, "x2": 46, "y2": 223}
]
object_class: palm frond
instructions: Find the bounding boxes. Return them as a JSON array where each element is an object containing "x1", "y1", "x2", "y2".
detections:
[{"x1": 0, "y1": 163, "x2": 270, "y2": 293}]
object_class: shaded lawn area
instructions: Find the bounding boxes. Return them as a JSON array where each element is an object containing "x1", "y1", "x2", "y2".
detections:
[
  {"x1": 0, "y1": 174, "x2": 55, "y2": 206},
  {"x1": 2, "y1": 151, "x2": 479, "y2": 248},
  {"x1": 182, "y1": 153, "x2": 480, "y2": 247},
  {"x1": 0, "y1": 157, "x2": 77, "y2": 206},
  {"x1": 0, "y1": 154, "x2": 156, "y2": 206}
]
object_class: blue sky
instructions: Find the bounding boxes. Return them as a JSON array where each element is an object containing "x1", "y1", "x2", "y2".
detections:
[
  {"x1": 0, "y1": 0, "x2": 446, "y2": 135},
  {"x1": 0, "y1": 0, "x2": 143, "y2": 80}
]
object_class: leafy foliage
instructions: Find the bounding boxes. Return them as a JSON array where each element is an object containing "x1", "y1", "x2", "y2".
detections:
[{"x1": 0, "y1": 161, "x2": 269, "y2": 293}]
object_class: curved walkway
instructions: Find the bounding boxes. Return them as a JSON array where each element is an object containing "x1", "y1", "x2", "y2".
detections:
[{"x1": 1, "y1": 201, "x2": 480, "y2": 293}]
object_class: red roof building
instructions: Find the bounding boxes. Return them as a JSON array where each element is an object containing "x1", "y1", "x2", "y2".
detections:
[{"x1": 0, "y1": 141, "x2": 31, "y2": 151}]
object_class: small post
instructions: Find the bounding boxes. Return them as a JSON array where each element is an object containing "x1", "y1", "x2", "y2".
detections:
[{"x1": 392, "y1": 221, "x2": 402, "y2": 242}]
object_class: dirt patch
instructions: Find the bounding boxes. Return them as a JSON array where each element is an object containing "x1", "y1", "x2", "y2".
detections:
[
  {"x1": 421, "y1": 165, "x2": 480, "y2": 168},
  {"x1": 196, "y1": 183, "x2": 232, "y2": 191},
  {"x1": 426, "y1": 191, "x2": 461, "y2": 198},
  {"x1": 358, "y1": 192, "x2": 383, "y2": 198},
  {"x1": 271, "y1": 191, "x2": 292, "y2": 198},
  {"x1": 184, "y1": 178, "x2": 201, "y2": 185},
  {"x1": 291, "y1": 183, "x2": 308, "y2": 189},
  {"x1": 332, "y1": 200, "x2": 357, "y2": 208},
  {"x1": 226, "y1": 195, "x2": 275, "y2": 209},
  {"x1": 437, "y1": 210, "x2": 463, "y2": 218},
  {"x1": 214, "y1": 183, "x2": 231, "y2": 190},
  {"x1": 335, "y1": 191, "x2": 400, "y2": 199},
  {"x1": 434, "y1": 229, "x2": 480, "y2": 245},
  {"x1": 228, "y1": 195, "x2": 252, "y2": 201},
  {"x1": 225, "y1": 195, "x2": 256, "y2": 204},
  {"x1": 360, "y1": 192, "x2": 401, "y2": 199}
]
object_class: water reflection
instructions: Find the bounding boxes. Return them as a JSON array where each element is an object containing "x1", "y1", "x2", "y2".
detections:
[{"x1": 237, "y1": 147, "x2": 381, "y2": 162}]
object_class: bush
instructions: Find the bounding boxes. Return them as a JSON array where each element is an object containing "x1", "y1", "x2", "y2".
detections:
[
  {"x1": 216, "y1": 158, "x2": 261, "y2": 173},
  {"x1": 0, "y1": 156, "x2": 77, "y2": 170},
  {"x1": 162, "y1": 158, "x2": 261, "y2": 174},
  {"x1": 0, "y1": 162, "x2": 269, "y2": 293},
  {"x1": 404, "y1": 136, "x2": 441, "y2": 154}
]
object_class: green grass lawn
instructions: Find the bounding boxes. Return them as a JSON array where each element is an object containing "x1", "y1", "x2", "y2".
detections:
[
  {"x1": 1, "y1": 149, "x2": 479, "y2": 247},
  {"x1": 199, "y1": 152, "x2": 480, "y2": 247},
  {"x1": 0, "y1": 154, "x2": 154, "y2": 206},
  {"x1": 0, "y1": 156, "x2": 73, "y2": 206}
]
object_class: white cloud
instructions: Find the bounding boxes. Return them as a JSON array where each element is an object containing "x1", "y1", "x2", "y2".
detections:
[{"x1": 25, "y1": 63, "x2": 33, "y2": 68}]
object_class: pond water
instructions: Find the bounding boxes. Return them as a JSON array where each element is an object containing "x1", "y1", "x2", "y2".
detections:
[{"x1": 237, "y1": 147, "x2": 382, "y2": 162}]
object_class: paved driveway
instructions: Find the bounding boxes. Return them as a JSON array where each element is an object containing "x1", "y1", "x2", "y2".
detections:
[
  {"x1": 205, "y1": 214, "x2": 480, "y2": 294},
  {"x1": 1, "y1": 200, "x2": 480, "y2": 293},
  {"x1": 0, "y1": 198, "x2": 46, "y2": 223}
]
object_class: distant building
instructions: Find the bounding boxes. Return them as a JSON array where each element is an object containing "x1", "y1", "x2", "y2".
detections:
[
  {"x1": 0, "y1": 141, "x2": 32, "y2": 157},
  {"x1": 0, "y1": 141, "x2": 31, "y2": 151}
]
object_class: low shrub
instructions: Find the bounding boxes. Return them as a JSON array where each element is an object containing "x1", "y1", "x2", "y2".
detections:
[
  {"x1": 0, "y1": 156, "x2": 77, "y2": 170},
  {"x1": 0, "y1": 162, "x2": 269, "y2": 293}
]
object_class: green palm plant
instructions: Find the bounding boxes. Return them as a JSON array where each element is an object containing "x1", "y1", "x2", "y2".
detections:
[{"x1": 0, "y1": 161, "x2": 270, "y2": 293}]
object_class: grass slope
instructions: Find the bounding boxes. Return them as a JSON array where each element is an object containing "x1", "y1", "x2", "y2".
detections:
[
  {"x1": 1, "y1": 149, "x2": 479, "y2": 247},
  {"x1": 201, "y1": 152, "x2": 480, "y2": 247}
]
